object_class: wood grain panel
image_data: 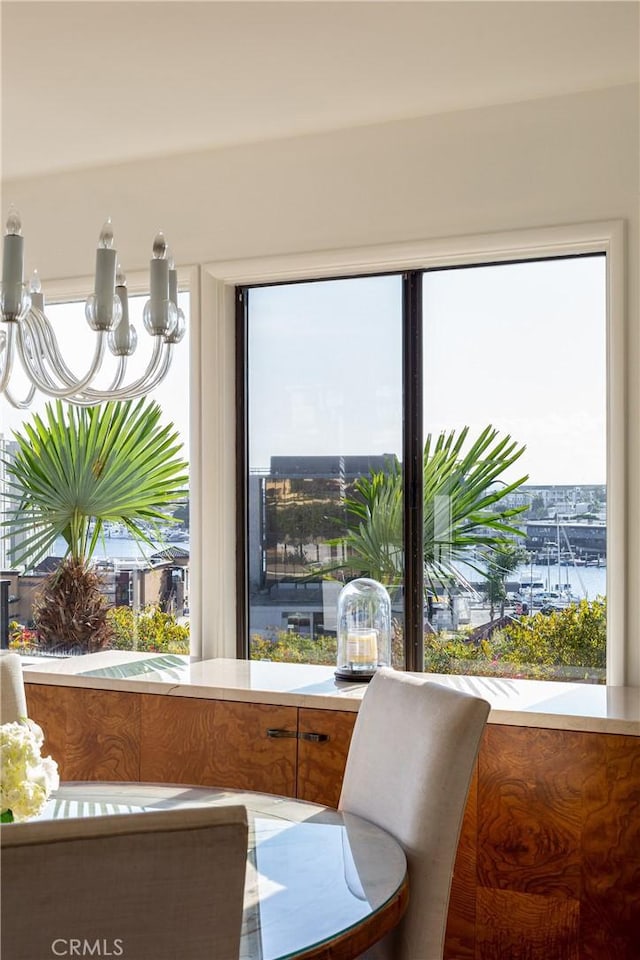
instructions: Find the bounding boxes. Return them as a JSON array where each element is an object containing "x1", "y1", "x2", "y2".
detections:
[
  {"x1": 213, "y1": 700, "x2": 298, "y2": 796},
  {"x1": 580, "y1": 733, "x2": 640, "y2": 960},
  {"x1": 477, "y1": 725, "x2": 583, "y2": 899},
  {"x1": 63, "y1": 687, "x2": 141, "y2": 781},
  {"x1": 476, "y1": 888, "x2": 580, "y2": 960},
  {"x1": 140, "y1": 694, "x2": 218, "y2": 785},
  {"x1": 142, "y1": 695, "x2": 298, "y2": 796},
  {"x1": 25, "y1": 683, "x2": 69, "y2": 778},
  {"x1": 297, "y1": 708, "x2": 357, "y2": 807},
  {"x1": 444, "y1": 761, "x2": 479, "y2": 960}
]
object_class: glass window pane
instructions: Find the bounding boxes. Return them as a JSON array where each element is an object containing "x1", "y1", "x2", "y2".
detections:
[
  {"x1": 247, "y1": 276, "x2": 404, "y2": 667},
  {"x1": 1, "y1": 293, "x2": 190, "y2": 656},
  {"x1": 421, "y1": 256, "x2": 607, "y2": 682}
]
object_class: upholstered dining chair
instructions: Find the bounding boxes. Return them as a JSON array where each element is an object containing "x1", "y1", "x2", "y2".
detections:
[
  {"x1": 1, "y1": 804, "x2": 248, "y2": 960},
  {"x1": 0, "y1": 651, "x2": 28, "y2": 723},
  {"x1": 339, "y1": 667, "x2": 490, "y2": 960}
]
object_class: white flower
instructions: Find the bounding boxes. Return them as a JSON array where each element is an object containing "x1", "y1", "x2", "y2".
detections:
[{"x1": 0, "y1": 719, "x2": 59, "y2": 821}]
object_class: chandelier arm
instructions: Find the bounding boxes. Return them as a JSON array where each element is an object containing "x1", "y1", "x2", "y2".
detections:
[
  {"x1": 0, "y1": 322, "x2": 16, "y2": 392},
  {"x1": 108, "y1": 356, "x2": 128, "y2": 392},
  {"x1": 18, "y1": 309, "x2": 73, "y2": 388},
  {"x1": 25, "y1": 308, "x2": 107, "y2": 392},
  {"x1": 17, "y1": 328, "x2": 68, "y2": 395},
  {"x1": 28, "y1": 307, "x2": 80, "y2": 385},
  {"x1": 56, "y1": 355, "x2": 127, "y2": 406},
  {"x1": 44, "y1": 314, "x2": 164, "y2": 399},
  {"x1": 1, "y1": 323, "x2": 38, "y2": 406},
  {"x1": 63, "y1": 340, "x2": 173, "y2": 406},
  {"x1": 16, "y1": 313, "x2": 87, "y2": 395},
  {"x1": 69, "y1": 336, "x2": 165, "y2": 400},
  {"x1": 16, "y1": 316, "x2": 108, "y2": 398},
  {"x1": 4, "y1": 382, "x2": 37, "y2": 409},
  {"x1": 28, "y1": 311, "x2": 129, "y2": 396}
]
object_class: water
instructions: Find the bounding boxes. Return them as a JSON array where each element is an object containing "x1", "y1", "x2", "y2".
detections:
[
  {"x1": 511, "y1": 561, "x2": 605, "y2": 600},
  {"x1": 51, "y1": 534, "x2": 188, "y2": 563},
  {"x1": 456, "y1": 558, "x2": 606, "y2": 600},
  {"x1": 51, "y1": 535, "x2": 605, "y2": 599}
]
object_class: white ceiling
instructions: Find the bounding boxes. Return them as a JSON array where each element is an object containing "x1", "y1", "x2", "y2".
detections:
[{"x1": 2, "y1": 1, "x2": 639, "y2": 180}]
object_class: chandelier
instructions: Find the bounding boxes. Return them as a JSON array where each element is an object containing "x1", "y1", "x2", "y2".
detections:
[{"x1": 0, "y1": 209, "x2": 186, "y2": 408}]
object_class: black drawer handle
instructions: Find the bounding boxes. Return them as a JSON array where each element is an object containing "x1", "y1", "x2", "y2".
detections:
[{"x1": 266, "y1": 729, "x2": 330, "y2": 743}]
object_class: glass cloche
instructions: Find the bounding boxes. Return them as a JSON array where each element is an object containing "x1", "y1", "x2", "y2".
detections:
[{"x1": 335, "y1": 578, "x2": 392, "y2": 682}]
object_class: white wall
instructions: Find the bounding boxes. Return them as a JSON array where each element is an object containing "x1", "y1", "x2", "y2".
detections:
[
  {"x1": 3, "y1": 84, "x2": 637, "y2": 278},
  {"x1": 3, "y1": 83, "x2": 639, "y2": 680}
]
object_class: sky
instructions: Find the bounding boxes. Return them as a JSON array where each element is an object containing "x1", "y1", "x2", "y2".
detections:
[
  {"x1": 1, "y1": 256, "x2": 606, "y2": 488},
  {"x1": 248, "y1": 256, "x2": 606, "y2": 486}
]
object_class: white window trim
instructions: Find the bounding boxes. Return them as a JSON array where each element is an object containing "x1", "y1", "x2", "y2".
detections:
[{"x1": 199, "y1": 221, "x2": 628, "y2": 685}]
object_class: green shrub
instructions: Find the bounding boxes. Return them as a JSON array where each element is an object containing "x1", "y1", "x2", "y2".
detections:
[
  {"x1": 491, "y1": 598, "x2": 606, "y2": 682},
  {"x1": 106, "y1": 606, "x2": 190, "y2": 654},
  {"x1": 423, "y1": 635, "x2": 494, "y2": 675},
  {"x1": 420, "y1": 598, "x2": 606, "y2": 683},
  {"x1": 251, "y1": 630, "x2": 337, "y2": 665},
  {"x1": 249, "y1": 603, "x2": 607, "y2": 683}
]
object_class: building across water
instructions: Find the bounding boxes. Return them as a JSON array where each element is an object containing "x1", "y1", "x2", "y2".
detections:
[
  {"x1": 525, "y1": 519, "x2": 606, "y2": 562},
  {"x1": 247, "y1": 458, "x2": 608, "y2": 641}
]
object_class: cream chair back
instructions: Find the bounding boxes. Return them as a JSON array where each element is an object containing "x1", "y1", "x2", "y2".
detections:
[
  {"x1": 339, "y1": 668, "x2": 490, "y2": 960},
  {"x1": 0, "y1": 651, "x2": 28, "y2": 723},
  {"x1": 1, "y1": 804, "x2": 248, "y2": 960}
]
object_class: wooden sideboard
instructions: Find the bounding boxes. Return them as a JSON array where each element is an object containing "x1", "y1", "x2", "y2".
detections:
[
  {"x1": 25, "y1": 683, "x2": 356, "y2": 802},
  {"x1": 25, "y1": 682, "x2": 639, "y2": 960},
  {"x1": 445, "y1": 724, "x2": 639, "y2": 960}
]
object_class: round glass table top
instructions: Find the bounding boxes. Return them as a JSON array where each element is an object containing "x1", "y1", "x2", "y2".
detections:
[{"x1": 38, "y1": 782, "x2": 408, "y2": 960}]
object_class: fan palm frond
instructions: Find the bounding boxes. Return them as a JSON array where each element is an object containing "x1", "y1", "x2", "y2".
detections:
[
  {"x1": 2, "y1": 398, "x2": 188, "y2": 571},
  {"x1": 335, "y1": 425, "x2": 528, "y2": 593}
]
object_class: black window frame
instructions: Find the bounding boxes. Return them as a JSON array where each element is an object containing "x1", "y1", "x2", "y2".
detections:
[{"x1": 235, "y1": 253, "x2": 606, "y2": 669}]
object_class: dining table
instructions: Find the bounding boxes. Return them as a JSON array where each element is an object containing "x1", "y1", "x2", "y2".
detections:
[{"x1": 36, "y1": 781, "x2": 409, "y2": 960}]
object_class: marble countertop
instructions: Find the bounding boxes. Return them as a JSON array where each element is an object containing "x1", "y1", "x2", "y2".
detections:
[{"x1": 21, "y1": 652, "x2": 640, "y2": 736}]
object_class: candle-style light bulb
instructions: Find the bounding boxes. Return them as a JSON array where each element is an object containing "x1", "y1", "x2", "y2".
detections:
[
  {"x1": 86, "y1": 218, "x2": 120, "y2": 331},
  {"x1": 145, "y1": 231, "x2": 174, "y2": 335},
  {"x1": 109, "y1": 262, "x2": 136, "y2": 357},
  {"x1": 152, "y1": 232, "x2": 168, "y2": 259},
  {"x1": 29, "y1": 269, "x2": 42, "y2": 294},
  {"x1": 99, "y1": 218, "x2": 114, "y2": 249},
  {"x1": 168, "y1": 248, "x2": 179, "y2": 308},
  {"x1": 2, "y1": 205, "x2": 27, "y2": 319},
  {"x1": 28, "y1": 268, "x2": 44, "y2": 312},
  {"x1": 166, "y1": 236, "x2": 184, "y2": 342},
  {"x1": 6, "y1": 205, "x2": 22, "y2": 236}
]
